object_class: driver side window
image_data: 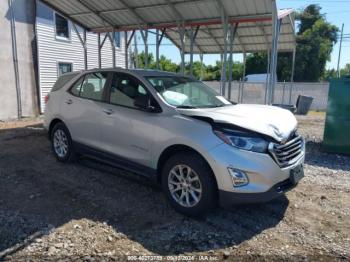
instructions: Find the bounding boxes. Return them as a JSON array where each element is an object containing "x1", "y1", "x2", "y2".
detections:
[{"x1": 109, "y1": 73, "x2": 148, "y2": 108}]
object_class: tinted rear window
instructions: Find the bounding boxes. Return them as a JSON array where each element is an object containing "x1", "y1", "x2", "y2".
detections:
[{"x1": 51, "y1": 73, "x2": 79, "y2": 92}]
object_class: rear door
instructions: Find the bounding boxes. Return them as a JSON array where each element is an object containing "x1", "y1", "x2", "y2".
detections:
[
  {"x1": 60, "y1": 71, "x2": 110, "y2": 149},
  {"x1": 99, "y1": 72, "x2": 160, "y2": 167}
]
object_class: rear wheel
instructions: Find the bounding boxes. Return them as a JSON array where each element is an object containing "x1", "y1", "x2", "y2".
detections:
[
  {"x1": 50, "y1": 122, "x2": 76, "y2": 162},
  {"x1": 162, "y1": 153, "x2": 217, "y2": 217}
]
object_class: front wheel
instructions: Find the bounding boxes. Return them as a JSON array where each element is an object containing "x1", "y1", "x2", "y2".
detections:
[
  {"x1": 161, "y1": 153, "x2": 217, "y2": 217},
  {"x1": 50, "y1": 122, "x2": 76, "y2": 162}
]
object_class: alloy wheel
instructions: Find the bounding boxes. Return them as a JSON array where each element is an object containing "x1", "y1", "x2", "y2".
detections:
[
  {"x1": 168, "y1": 164, "x2": 202, "y2": 207},
  {"x1": 53, "y1": 129, "x2": 68, "y2": 158}
]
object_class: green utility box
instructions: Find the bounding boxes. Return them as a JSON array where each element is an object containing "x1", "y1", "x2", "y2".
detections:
[{"x1": 323, "y1": 78, "x2": 350, "y2": 155}]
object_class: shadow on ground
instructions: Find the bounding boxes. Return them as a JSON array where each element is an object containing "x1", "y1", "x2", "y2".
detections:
[
  {"x1": 304, "y1": 140, "x2": 350, "y2": 172},
  {"x1": 0, "y1": 124, "x2": 289, "y2": 257}
]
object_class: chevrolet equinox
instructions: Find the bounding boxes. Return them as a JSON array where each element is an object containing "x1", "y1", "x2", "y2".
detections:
[{"x1": 44, "y1": 68, "x2": 305, "y2": 216}]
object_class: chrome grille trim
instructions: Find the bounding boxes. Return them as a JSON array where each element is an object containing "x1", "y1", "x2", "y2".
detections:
[{"x1": 269, "y1": 135, "x2": 305, "y2": 168}]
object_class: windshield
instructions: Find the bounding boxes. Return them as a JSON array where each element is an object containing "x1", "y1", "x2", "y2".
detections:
[{"x1": 145, "y1": 76, "x2": 232, "y2": 108}]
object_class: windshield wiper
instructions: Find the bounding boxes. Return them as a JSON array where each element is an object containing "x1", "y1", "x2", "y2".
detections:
[
  {"x1": 203, "y1": 104, "x2": 227, "y2": 108},
  {"x1": 176, "y1": 105, "x2": 197, "y2": 109}
]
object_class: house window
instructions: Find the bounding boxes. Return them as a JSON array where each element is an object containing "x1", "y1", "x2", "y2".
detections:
[
  {"x1": 55, "y1": 13, "x2": 70, "y2": 39},
  {"x1": 114, "y1": 32, "x2": 121, "y2": 48},
  {"x1": 58, "y1": 62, "x2": 72, "y2": 76}
]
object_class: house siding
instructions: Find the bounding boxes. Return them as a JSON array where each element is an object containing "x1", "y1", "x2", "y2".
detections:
[
  {"x1": 36, "y1": 1, "x2": 126, "y2": 112},
  {"x1": 0, "y1": 0, "x2": 38, "y2": 120}
]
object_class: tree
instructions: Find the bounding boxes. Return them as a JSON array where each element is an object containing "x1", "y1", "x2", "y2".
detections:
[
  {"x1": 297, "y1": 4, "x2": 323, "y2": 34},
  {"x1": 341, "y1": 64, "x2": 350, "y2": 76},
  {"x1": 158, "y1": 55, "x2": 180, "y2": 72},
  {"x1": 245, "y1": 52, "x2": 293, "y2": 81},
  {"x1": 295, "y1": 10, "x2": 338, "y2": 81},
  {"x1": 245, "y1": 4, "x2": 338, "y2": 82},
  {"x1": 324, "y1": 64, "x2": 350, "y2": 80},
  {"x1": 131, "y1": 53, "x2": 244, "y2": 82}
]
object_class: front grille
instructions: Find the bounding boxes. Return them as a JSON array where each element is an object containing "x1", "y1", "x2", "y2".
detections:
[{"x1": 269, "y1": 135, "x2": 304, "y2": 168}]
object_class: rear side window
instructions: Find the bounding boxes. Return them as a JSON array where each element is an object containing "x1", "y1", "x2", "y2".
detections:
[
  {"x1": 70, "y1": 77, "x2": 84, "y2": 96},
  {"x1": 70, "y1": 72, "x2": 109, "y2": 101},
  {"x1": 51, "y1": 73, "x2": 79, "y2": 92}
]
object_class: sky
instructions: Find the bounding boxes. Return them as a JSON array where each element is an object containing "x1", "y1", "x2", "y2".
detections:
[{"x1": 134, "y1": 0, "x2": 350, "y2": 70}]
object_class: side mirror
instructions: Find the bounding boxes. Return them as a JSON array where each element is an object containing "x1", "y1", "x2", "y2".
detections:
[{"x1": 134, "y1": 96, "x2": 159, "y2": 112}]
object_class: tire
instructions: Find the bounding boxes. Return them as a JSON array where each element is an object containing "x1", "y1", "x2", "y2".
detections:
[
  {"x1": 50, "y1": 122, "x2": 76, "y2": 163},
  {"x1": 161, "y1": 152, "x2": 217, "y2": 217}
]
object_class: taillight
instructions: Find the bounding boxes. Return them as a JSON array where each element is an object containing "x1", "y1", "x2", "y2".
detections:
[{"x1": 44, "y1": 94, "x2": 50, "y2": 104}]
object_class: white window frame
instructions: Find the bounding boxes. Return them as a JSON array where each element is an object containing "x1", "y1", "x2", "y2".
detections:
[
  {"x1": 57, "y1": 61, "x2": 73, "y2": 76},
  {"x1": 54, "y1": 12, "x2": 71, "y2": 42}
]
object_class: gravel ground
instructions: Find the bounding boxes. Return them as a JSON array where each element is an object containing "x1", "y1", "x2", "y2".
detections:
[{"x1": 0, "y1": 114, "x2": 349, "y2": 261}]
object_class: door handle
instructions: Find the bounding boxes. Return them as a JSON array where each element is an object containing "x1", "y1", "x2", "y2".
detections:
[
  {"x1": 103, "y1": 108, "x2": 113, "y2": 115},
  {"x1": 65, "y1": 99, "x2": 73, "y2": 105}
]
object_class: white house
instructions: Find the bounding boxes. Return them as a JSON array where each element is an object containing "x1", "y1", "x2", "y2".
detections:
[{"x1": 36, "y1": 0, "x2": 127, "y2": 112}]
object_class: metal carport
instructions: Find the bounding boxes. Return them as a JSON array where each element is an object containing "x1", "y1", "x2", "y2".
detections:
[{"x1": 39, "y1": 0, "x2": 296, "y2": 105}]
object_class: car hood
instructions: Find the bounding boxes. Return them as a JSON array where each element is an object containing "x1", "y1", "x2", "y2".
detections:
[{"x1": 177, "y1": 104, "x2": 297, "y2": 142}]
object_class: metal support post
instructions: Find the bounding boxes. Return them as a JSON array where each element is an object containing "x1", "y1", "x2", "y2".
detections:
[
  {"x1": 156, "y1": 29, "x2": 160, "y2": 69},
  {"x1": 189, "y1": 29, "x2": 194, "y2": 76},
  {"x1": 98, "y1": 33, "x2": 101, "y2": 68},
  {"x1": 98, "y1": 33, "x2": 109, "y2": 69},
  {"x1": 188, "y1": 26, "x2": 200, "y2": 76},
  {"x1": 228, "y1": 23, "x2": 238, "y2": 101},
  {"x1": 73, "y1": 24, "x2": 88, "y2": 70},
  {"x1": 83, "y1": 29, "x2": 87, "y2": 69},
  {"x1": 289, "y1": 48, "x2": 296, "y2": 105},
  {"x1": 264, "y1": 50, "x2": 270, "y2": 104},
  {"x1": 124, "y1": 30, "x2": 135, "y2": 69},
  {"x1": 337, "y1": 23, "x2": 344, "y2": 78},
  {"x1": 140, "y1": 30, "x2": 149, "y2": 68},
  {"x1": 199, "y1": 53, "x2": 204, "y2": 81},
  {"x1": 241, "y1": 53, "x2": 246, "y2": 103},
  {"x1": 124, "y1": 31, "x2": 128, "y2": 69},
  {"x1": 270, "y1": 20, "x2": 281, "y2": 104},
  {"x1": 178, "y1": 26, "x2": 186, "y2": 75},
  {"x1": 155, "y1": 28, "x2": 166, "y2": 70},
  {"x1": 107, "y1": 29, "x2": 116, "y2": 67},
  {"x1": 220, "y1": 53, "x2": 223, "y2": 93},
  {"x1": 282, "y1": 80, "x2": 286, "y2": 104},
  {"x1": 238, "y1": 78, "x2": 242, "y2": 102},
  {"x1": 134, "y1": 32, "x2": 139, "y2": 68},
  {"x1": 220, "y1": 10, "x2": 229, "y2": 96},
  {"x1": 268, "y1": 8, "x2": 282, "y2": 104}
]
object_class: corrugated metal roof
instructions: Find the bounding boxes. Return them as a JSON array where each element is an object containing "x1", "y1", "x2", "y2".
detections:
[
  {"x1": 165, "y1": 9, "x2": 296, "y2": 53},
  {"x1": 40, "y1": 0, "x2": 295, "y2": 53}
]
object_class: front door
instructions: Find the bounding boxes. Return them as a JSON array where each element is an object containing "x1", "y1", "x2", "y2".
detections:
[{"x1": 100, "y1": 72, "x2": 159, "y2": 168}]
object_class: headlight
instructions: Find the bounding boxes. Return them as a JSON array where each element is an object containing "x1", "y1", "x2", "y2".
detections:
[{"x1": 214, "y1": 129, "x2": 268, "y2": 153}]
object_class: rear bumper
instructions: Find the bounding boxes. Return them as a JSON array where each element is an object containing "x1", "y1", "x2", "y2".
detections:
[{"x1": 219, "y1": 178, "x2": 297, "y2": 207}]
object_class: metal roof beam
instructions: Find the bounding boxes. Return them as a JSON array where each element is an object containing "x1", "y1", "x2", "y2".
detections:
[
  {"x1": 187, "y1": 49, "x2": 294, "y2": 54},
  {"x1": 226, "y1": 0, "x2": 247, "y2": 53},
  {"x1": 163, "y1": 0, "x2": 204, "y2": 53},
  {"x1": 92, "y1": 13, "x2": 275, "y2": 32},
  {"x1": 169, "y1": 32, "x2": 290, "y2": 41},
  {"x1": 287, "y1": 13, "x2": 297, "y2": 45},
  {"x1": 183, "y1": 40, "x2": 294, "y2": 47},
  {"x1": 195, "y1": 21, "x2": 291, "y2": 31}
]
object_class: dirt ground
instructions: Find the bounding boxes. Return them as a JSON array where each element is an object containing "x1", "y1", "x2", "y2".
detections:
[{"x1": 0, "y1": 114, "x2": 349, "y2": 261}]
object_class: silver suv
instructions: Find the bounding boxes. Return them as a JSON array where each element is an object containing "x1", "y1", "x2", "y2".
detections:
[{"x1": 44, "y1": 68, "x2": 305, "y2": 217}]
